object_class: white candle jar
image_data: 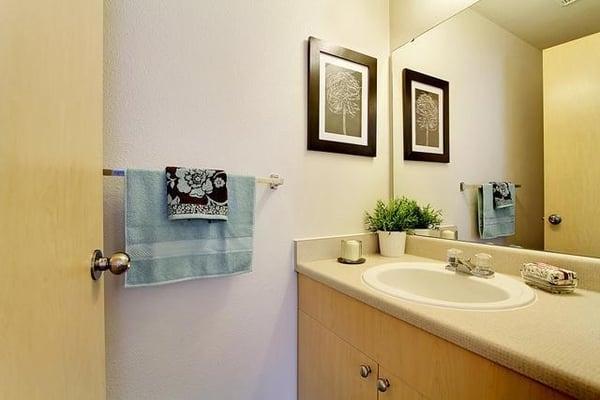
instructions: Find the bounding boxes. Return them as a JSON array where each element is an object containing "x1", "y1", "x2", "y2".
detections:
[{"x1": 340, "y1": 240, "x2": 363, "y2": 262}]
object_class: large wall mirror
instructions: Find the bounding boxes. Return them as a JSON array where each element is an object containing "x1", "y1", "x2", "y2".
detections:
[{"x1": 391, "y1": 0, "x2": 600, "y2": 257}]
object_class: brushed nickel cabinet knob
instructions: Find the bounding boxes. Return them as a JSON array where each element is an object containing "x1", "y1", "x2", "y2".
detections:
[
  {"x1": 377, "y1": 378, "x2": 390, "y2": 392},
  {"x1": 359, "y1": 365, "x2": 371, "y2": 378},
  {"x1": 90, "y1": 249, "x2": 131, "y2": 280},
  {"x1": 548, "y1": 214, "x2": 562, "y2": 225}
]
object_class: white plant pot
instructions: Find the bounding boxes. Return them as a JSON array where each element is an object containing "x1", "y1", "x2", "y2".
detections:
[
  {"x1": 411, "y1": 228, "x2": 441, "y2": 238},
  {"x1": 377, "y1": 231, "x2": 407, "y2": 257}
]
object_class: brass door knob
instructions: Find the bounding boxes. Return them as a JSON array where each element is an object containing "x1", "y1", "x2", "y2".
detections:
[
  {"x1": 359, "y1": 365, "x2": 371, "y2": 378},
  {"x1": 377, "y1": 378, "x2": 390, "y2": 392},
  {"x1": 90, "y1": 249, "x2": 131, "y2": 280}
]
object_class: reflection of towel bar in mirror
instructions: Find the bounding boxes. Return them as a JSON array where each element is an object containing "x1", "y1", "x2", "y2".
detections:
[
  {"x1": 102, "y1": 169, "x2": 284, "y2": 189},
  {"x1": 459, "y1": 182, "x2": 522, "y2": 192}
]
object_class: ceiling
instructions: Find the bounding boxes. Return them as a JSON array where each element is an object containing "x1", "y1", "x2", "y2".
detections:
[{"x1": 472, "y1": 0, "x2": 600, "y2": 49}]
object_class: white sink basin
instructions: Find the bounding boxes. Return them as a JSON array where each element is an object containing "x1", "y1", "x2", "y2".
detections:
[{"x1": 362, "y1": 262, "x2": 536, "y2": 310}]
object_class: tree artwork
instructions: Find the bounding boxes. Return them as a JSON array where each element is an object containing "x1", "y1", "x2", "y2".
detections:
[
  {"x1": 415, "y1": 92, "x2": 439, "y2": 146},
  {"x1": 326, "y1": 68, "x2": 361, "y2": 135}
]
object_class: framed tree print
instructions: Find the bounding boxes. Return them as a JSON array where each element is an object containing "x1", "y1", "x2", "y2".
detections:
[
  {"x1": 308, "y1": 36, "x2": 377, "y2": 157},
  {"x1": 403, "y1": 68, "x2": 449, "y2": 163}
]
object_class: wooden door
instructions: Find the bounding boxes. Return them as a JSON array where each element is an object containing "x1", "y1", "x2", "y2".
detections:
[
  {"x1": 0, "y1": 1, "x2": 105, "y2": 399},
  {"x1": 377, "y1": 367, "x2": 424, "y2": 400},
  {"x1": 543, "y1": 32, "x2": 600, "y2": 257},
  {"x1": 298, "y1": 311, "x2": 378, "y2": 400}
]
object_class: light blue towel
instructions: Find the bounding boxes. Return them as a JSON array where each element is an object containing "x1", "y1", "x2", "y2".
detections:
[
  {"x1": 125, "y1": 169, "x2": 254, "y2": 287},
  {"x1": 478, "y1": 183, "x2": 515, "y2": 239}
]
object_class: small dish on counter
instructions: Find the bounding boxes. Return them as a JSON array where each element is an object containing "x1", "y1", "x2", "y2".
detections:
[{"x1": 337, "y1": 257, "x2": 366, "y2": 265}]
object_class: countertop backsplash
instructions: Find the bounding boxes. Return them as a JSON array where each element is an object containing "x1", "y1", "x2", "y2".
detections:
[{"x1": 295, "y1": 233, "x2": 600, "y2": 292}]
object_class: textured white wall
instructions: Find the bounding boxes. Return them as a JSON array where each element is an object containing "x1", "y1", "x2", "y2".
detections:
[
  {"x1": 392, "y1": 9, "x2": 544, "y2": 249},
  {"x1": 389, "y1": 0, "x2": 479, "y2": 51},
  {"x1": 103, "y1": 1, "x2": 389, "y2": 399}
]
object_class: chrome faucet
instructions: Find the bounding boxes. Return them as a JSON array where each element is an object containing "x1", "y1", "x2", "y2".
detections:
[{"x1": 446, "y1": 249, "x2": 494, "y2": 278}]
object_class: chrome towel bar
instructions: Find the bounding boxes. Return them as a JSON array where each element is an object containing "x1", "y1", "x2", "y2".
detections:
[
  {"x1": 459, "y1": 182, "x2": 521, "y2": 192},
  {"x1": 103, "y1": 169, "x2": 284, "y2": 189}
]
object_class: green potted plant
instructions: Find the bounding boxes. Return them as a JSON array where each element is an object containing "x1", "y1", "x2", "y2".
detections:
[
  {"x1": 365, "y1": 198, "x2": 443, "y2": 256},
  {"x1": 365, "y1": 198, "x2": 419, "y2": 257}
]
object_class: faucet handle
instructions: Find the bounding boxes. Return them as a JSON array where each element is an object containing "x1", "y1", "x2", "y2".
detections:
[
  {"x1": 474, "y1": 253, "x2": 492, "y2": 268},
  {"x1": 473, "y1": 253, "x2": 495, "y2": 278},
  {"x1": 445, "y1": 248, "x2": 463, "y2": 271},
  {"x1": 447, "y1": 248, "x2": 463, "y2": 264}
]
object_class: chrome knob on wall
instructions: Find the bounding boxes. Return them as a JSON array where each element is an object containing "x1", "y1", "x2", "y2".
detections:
[
  {"x1": 359, "y1": 365, "x2": 371, "y2": 378},
  {"x1": 548, "y1": 214, "x2": 563, "y2": 225},
  {"x1": 90, "y1": 249, "x2": 131, "y2": 280},
  {"x1": 376, "y1": 378, "x2": 390, "y2": 392}
]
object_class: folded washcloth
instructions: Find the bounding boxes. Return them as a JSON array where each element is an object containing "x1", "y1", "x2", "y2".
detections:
[
  {"x1": 125, "y1": 169, "x2": 254, "y2": 287},
  {"x1": 166, "y1": 166, "x2": 228, "y2": 220},
  {"x1": 521, "y1": 262, "x2": 578, "y2": 286},
  {"x1": 478, "y1": 183, "x2": 515, "y2": 239},
  {"x1": 491, "y1": 182, "x2": 514, "y2": 209}
]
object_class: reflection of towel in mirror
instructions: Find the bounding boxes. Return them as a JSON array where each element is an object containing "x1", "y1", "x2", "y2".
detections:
[
  {"x1": 478, "y1": 183, "x2": 515, "y2": 239},
  {"x1": 491, "y1": 182, "x2": 514, "y2": 209}
]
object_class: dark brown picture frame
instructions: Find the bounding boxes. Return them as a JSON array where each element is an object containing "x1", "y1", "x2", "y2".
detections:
[
  {"x1": 308, "y1": 36, "x2": 377, "y2": 157},
  {"x1": 403, "y1": 68, "x2": 449, "y2": 163}
]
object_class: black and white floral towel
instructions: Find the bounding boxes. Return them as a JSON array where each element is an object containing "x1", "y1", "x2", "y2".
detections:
[
  {"x1": 165, "y1": 166, "x2": 228, "y2": 220},
  {"x1": 491, "y1": 182, "x2": 514, "y2": 209}
]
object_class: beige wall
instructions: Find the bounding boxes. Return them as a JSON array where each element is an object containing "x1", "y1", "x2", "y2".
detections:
[
  {"x1": 392, "y1": 9, "x2": 544, "y2": 248},
  {"x1": 389, "y1": 0, "x2": 479, "y2": 51},
  {"x1": 103, "y1": 0, "x2": 389, "y2": 399}
]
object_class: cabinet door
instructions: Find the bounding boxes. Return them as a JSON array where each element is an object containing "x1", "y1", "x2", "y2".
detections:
[
  {"x1": 299, "y1": 310, "x2": 377, "y2": 400},
  {"x1": 377, "y1": 367, "x2": 425, "y2": 400}
]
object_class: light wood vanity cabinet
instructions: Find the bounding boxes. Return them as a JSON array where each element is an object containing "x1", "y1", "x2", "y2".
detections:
[{"x1": 298, "y1": 274, "x2": 571, "y2": 400}]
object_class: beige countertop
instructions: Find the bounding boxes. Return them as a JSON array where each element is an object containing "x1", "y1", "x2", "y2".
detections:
[{"x1": 296, "y1": 253, "x2": 600, "y2": 400}]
